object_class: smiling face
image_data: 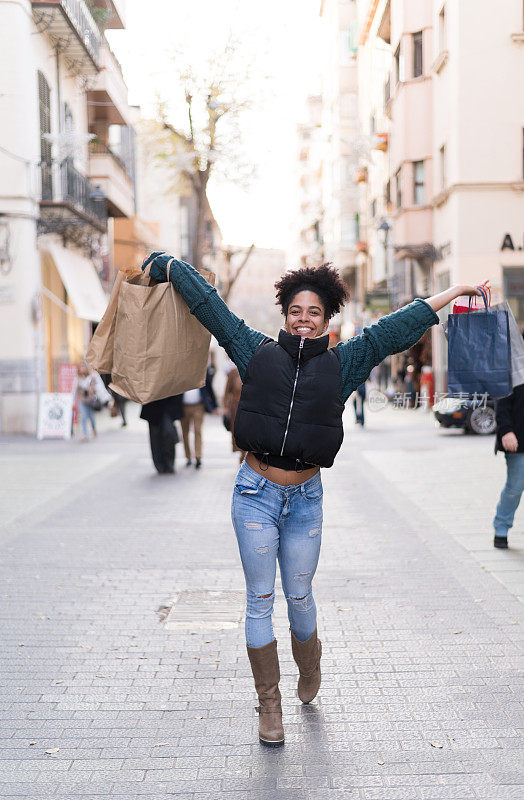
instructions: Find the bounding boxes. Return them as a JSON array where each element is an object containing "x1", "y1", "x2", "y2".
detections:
[{"x1": 284, "y1": 290, "x2": 329, "y2": 338}]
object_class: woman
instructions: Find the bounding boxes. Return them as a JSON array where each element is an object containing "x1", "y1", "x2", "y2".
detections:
[
  {"x1": 76, "y1": 364, "x2": 97, "y2": 441},
  {"x1": 142, "y1": 252, "x2": 483, "y2": 747}
]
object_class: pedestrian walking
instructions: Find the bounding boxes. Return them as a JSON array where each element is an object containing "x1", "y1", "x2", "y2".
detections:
[
  {"x1": 353, "y1": 383, "x2": 366, "y2": 425},
  {"x1": 140, "y1": 395, "x2": 184, "y2": 475},
  {"x1": 181, "y1": 370, "x2": 217, "y2": 469},
  {"x1": 493, "y1": 383, "x2": 524, "y2": 548},
  {"x1": 223, "y1": 365, "x2": 246, "y2": 463},
  {"x1": 142, "y1": 252, "x2": 485, "y2": 747},
  {"x1": 110, "y1": 388, "x2": 128, "y2": 427},
  {"x1": 76, "y1": 364, "x2": 98, "y2": 441}
]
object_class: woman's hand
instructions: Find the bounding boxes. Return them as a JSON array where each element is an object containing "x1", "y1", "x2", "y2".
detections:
[
  {"x1": 458, "y1": 280, "x2": 491, "y2": 298},
  {"x1": 502, "y1": 432, "x2": 519, "y2": 452},
  {"x1": 426, "y1": 281, "x2": 490, "y2": 313},
  {"x1": 141, "y1": 252, "x2": 173, "y2": 283}
]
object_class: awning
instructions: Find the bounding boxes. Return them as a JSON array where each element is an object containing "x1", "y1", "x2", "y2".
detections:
[{"x1": 41, "y1": 241, "x2": 108, "y2": 322}]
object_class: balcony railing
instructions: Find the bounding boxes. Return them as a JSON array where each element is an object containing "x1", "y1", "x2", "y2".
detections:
[
  {"x1": 32, "y1": 0, "x2": 101, "y2": 71},
  {"x1": 88, "y1": 139, "x2": 129, "y2": 176},
  {"x1": 40, "y1": 159, "x2": 107, "y2": 229}
]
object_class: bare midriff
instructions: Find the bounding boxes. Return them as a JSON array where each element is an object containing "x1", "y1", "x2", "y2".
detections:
[{"x1": 245, "y1": 451, "x2": 320, "y2": 487}]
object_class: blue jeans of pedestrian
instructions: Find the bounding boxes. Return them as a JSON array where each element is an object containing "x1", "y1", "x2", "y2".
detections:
[
  {"x1": 493, "y1": 452, "x2": 524, "y2": 537},
  {"x1": 79, "y1": 400, "x2": 96, "y2": 437},
  {"x1": 231, "y1": 459, "x2": 323, "y2": 648}
]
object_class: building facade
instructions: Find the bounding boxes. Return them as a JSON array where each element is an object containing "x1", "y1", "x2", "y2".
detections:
[
  {"x1": 355, "y1": 0, "x2": 524, "y2": 392},
  {"x1": 0, "y1": 0, "x2": 133, "y2": 432},
  {"x1": 431, "y1": 0, "x2": 524, "y2": 390},
  {"x1": 319, "y1": 0, "x2": 361, "y2": 339}
]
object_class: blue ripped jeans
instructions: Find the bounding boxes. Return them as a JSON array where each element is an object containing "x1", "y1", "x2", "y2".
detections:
[{"x1": 231, "y1": 460, "x2": 323, "y2": 648}]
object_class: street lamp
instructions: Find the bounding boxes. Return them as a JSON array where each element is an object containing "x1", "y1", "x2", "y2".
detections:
[{"x1": 377, "y1": 219, "x2": 391, "y2": 246}]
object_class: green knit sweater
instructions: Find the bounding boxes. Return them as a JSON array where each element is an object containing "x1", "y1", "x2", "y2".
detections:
[{"x1": 162, "y1": 257, "x2": 439, "y2": 404}]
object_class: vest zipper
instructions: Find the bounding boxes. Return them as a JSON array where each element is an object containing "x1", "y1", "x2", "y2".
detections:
[{"x1": 280, "y1": 336, "x2": 305, "y2": 457}]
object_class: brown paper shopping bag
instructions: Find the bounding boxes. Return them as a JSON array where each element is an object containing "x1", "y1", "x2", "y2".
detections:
[
  {"x1": 110, "y1": 258, "x2": 214, "y2": 404},
  {"x1": 85, "y1": 268, "x2": 134, "y2": 374}
]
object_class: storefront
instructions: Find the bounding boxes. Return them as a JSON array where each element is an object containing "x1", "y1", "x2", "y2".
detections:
[{"x1": 40, "y1": 239, "x2": 107, "y2": 392}]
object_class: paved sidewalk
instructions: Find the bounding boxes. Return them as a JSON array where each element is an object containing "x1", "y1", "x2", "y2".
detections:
[{"x1": 0, "y1": 405, "x2": 522, "y2": 799}]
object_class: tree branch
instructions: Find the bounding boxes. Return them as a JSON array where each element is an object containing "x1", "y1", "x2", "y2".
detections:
[{"x1": 222, "y1": 243, "x2": 255, "y2": 301}]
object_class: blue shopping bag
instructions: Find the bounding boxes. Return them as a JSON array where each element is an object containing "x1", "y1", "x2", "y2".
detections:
[{"x1": 447, "y1": 290, "x2": 511, "y2": 398}]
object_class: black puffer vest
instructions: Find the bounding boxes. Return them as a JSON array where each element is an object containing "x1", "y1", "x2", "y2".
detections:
[{"x1": 234, "y1": 330, "x2": 344, "y2": 469}]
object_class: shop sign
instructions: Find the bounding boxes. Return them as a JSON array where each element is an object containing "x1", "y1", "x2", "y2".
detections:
[
  {"x1": 37, "y1": 393, "x2": 74, "y2": 440},
  {"x1": 58, "y1": 363, "x2": 78, "y2": 393},
  {"x1": 365, "y1": 291, "x2": 391, "y2": 312},
  {"x1": 501, "y1": 234, "x2": 524, "y2": 251}
]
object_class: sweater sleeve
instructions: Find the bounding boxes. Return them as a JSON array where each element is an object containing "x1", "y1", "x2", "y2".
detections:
[
  {"x1": 336, "y1": 298, "x2": 440, "y2": 403},
  {"x1": 496, "y1": 393, "x2": 514, "y2": 438},
  {"x1": 167, "y1": 259, "x2": 265, "y2": 380}
]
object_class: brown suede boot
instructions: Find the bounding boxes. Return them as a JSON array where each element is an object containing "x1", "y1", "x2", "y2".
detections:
[
  {"x1": 291, "y1": 628, "x2": 322, "y2": 703},
  {"x1": 246, "y1": 639, "x2": 285, "y2": 747}
]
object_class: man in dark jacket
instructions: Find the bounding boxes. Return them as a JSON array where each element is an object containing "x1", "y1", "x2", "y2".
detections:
[
  {"x1": 140, "y1": 395, "x2": 184, "y2": 474},
  {"x1": 493, "y1": 384, "x2": 524, "y2": 548}
]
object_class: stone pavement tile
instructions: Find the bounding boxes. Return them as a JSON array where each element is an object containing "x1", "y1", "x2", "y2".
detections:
[
  {"x1": 361, "y1": 790, "x2": 419, "y2": 800},
  {"x1": 0, "y1": 787, "x2": 59, "y2": 800},
  {"x1": 475, "y1": 789, "x2": 524, "y2": 799},
  {"x1": 420, "y1": 790, "x2": 476, "y2": 799}
]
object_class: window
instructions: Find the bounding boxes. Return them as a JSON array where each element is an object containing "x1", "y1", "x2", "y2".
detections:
[
  {"x1": 341, "y1": 215, "x2": 358, "y2": 249},
  {"x1": 371, "y1": 199, "x2": 377, "y2": 219},
  {"x1": 341, "y1": 156, "x2": 353, "y2": 187},
  {"x1": 63, "y1": 102, "x2": 74, "y2": 133},
  {"x1": 384, "y1": 76, "x2": 391, "y2": 107},
  {"x1": 385, "y1": 179, "x2": 391, "y2": 207},
  {"x1": 522, "y1": 130, "x2": 524, "y2": 180},
  {"x1": 440, "y1": 144, "x2": 446, "y2": 190},
  {"x1": 348, "y1": 20, "x2": 358, "y2": 55},
  {"x1": 340, "y1": 25, "x2": 358, "y2": 66},
  {"x1": 439, "y1": 5, "x2": 446, "y2": 52},
  {"x1": 38, "y1": 71, "x2": 52, "y2": 200},
  {"x1": 413, "y1": 31, "x2": 423, "y2": 77},
  {"x1": 413, "y1": 160, "x2": 425, "y2": 205},
  {"x1": 395, "y1": 167, "x2": 402, "y2": 208},
  {"x1": 370, "y1": 114, "x2": 375, "y2": 135},
  {"x1": 394, "y1": 42, "x2": 404, "y2": 83}
]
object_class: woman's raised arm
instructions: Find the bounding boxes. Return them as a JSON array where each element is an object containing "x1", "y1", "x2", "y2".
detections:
[
  {"x1": 142, "y1": 252, "x2": 265, "y2": 380},
  {"x1": 336, "y1": 284, "x2": 486, "y2": 403}
]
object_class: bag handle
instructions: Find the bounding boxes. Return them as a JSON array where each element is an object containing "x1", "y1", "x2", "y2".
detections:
[
  {"x1": 468, "y1": 286, "x2": 489, "y2": 314},
  {"x1": 143, "y1": 253, "x2": 174, "y2": 282}
]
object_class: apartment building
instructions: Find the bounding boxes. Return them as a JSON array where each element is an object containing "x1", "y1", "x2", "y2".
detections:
[
  {"x1": 319, "y1": 0, "x2": 361, "y2": 339},
  {"x1": 292, "y1": 95, "x2": 325, "y2": 269},
  {"x1": 355, "y1": 0, "x2": 524, "y2": 391},
  {"x1": 431, "y1": 0, "x2": 524, "y2": 390},
  {"x1": 0, "y1": 0, "x2": 135, "y2": 432}
]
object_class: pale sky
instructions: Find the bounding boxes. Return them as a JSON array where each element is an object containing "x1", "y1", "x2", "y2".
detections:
[{"x1": 107, "y1": 0, "x2": 323, "y2": 251}]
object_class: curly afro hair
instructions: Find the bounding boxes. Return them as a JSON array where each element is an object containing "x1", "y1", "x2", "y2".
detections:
[{"x1": 274, "y1": 263, "x2": 349, "y2": 320}]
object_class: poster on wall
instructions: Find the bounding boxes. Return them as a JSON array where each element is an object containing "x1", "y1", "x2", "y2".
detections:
[
  {"x1": 37, "y1": 393, "x2": 74, "y2": 440},
  {"x1": 58, "y1": 363, "x2": 78, "y2": 394}
]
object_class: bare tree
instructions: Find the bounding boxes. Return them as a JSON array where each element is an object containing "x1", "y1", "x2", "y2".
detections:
[
  {"x1": 221, "y1": 243, "x2": 255, "y2": 302},
  {"x1": 147, "y1": 40, "x2": 258, "y2": 269}
]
